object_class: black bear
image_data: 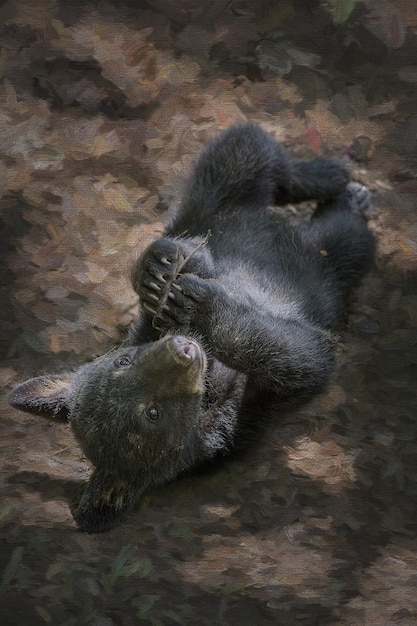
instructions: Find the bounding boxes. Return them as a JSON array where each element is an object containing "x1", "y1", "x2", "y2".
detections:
[{"x1": 9, "y1": 124, "x2": 375, "y2": 532}]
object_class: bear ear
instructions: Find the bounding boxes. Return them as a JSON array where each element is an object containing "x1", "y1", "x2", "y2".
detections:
[
  {"x1": 9, "y1": 374, "x2": 73, "y2": 421},
  {"x1": 72, "y1": 468, "x2": 140, "y2": 533}
]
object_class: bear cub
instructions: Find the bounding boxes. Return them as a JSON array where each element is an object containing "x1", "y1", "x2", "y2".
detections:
[{"x1": 9, "y1": 124, "x2": 375, "y2": 532}]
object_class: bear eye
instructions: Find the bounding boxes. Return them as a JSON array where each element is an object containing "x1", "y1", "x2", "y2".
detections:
[
  {"x1": 114, "y1": 356, "x2": 131, "y2": 368},
  {"x1": 145, "y1": 406, "x2": 159, "y2": 422}
]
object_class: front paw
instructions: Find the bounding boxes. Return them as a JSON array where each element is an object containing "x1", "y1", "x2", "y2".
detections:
[
  {"x1": 133, "y1": 239, "x2": 186, "y2": 323},
  {"x1": 71, "y1": 471, "x2": 137, "y2": 533},
  {"x1": 152, "y1": 274, "x2": 213, "y2": 330}
]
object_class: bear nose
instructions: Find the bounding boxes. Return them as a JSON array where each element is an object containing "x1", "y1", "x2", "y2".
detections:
[{"x1": 169, "y1": 336, "x2": 201, "y2": 364}]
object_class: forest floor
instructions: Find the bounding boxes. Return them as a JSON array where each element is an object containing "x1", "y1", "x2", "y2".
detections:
[{"x1": 1, "y1": 1, "x2": 417, "y2": 624}]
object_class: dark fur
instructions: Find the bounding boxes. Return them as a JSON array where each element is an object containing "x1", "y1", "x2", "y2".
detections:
[{"x1": 9, "y1": 124, "x2": 375, "y2": 532}]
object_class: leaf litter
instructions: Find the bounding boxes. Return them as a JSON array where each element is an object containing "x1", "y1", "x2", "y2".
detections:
[{"x1": 1, "y1": 0, "x2": 417, "y2": 624}]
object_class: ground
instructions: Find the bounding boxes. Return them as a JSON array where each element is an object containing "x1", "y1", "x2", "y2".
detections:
[{"x1": 1, "y1": 1, "x2": 417, "y2": 624}]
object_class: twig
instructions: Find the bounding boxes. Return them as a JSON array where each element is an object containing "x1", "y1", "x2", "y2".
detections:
[
  {"x1": 152, "y1": 230, "x2": 211, "y2": 330},
  {"x1": 176, "y1": 229, "x2": 211, "y2": 275}
]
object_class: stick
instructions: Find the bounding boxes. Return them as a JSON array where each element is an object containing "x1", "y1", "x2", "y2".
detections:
[{"x1": 152, "y1": 230, "x2": 211, "y2": 330}]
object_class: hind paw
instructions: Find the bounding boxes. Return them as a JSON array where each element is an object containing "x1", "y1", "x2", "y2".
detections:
[{"x1": 345, "y1": 182, "x2": 373, "y2": 220}]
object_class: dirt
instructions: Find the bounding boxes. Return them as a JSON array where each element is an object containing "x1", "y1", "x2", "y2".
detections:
[{"x1": 1, "y1": 1, "x2": 416, "y2": 624}]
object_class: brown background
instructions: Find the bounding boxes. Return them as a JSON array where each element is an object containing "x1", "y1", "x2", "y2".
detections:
[{"x1": 1, "y1": 1, "x2": 416, "y2": 624}]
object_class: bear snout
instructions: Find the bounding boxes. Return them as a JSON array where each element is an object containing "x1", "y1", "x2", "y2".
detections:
[{"x1": 168, "y1": 336, "x2": 203, "y2": 366}]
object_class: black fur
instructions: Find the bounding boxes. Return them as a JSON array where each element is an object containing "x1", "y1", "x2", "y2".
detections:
[{"x1": 9, "y1": 124, "x2": 375, "y2": 532}]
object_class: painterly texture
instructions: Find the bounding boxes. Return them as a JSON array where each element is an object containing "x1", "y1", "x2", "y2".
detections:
[
  {"x1": 9, "y1": 124, "x2": 374, "y2": 533},
  {"x1": 1, "y1": 0, "x2": 416, "y2": 624}
]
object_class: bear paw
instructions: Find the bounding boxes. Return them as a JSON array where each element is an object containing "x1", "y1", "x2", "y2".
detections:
[
  {"x1": 344, "y1": 181, "x2": 373, "y2": 220},
  {"x1": 155, "y1": 274, "x2": 212, "y2": 329},
  {"x1": 133, "y1": 239, "x2": 186, "y2": 326}
]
